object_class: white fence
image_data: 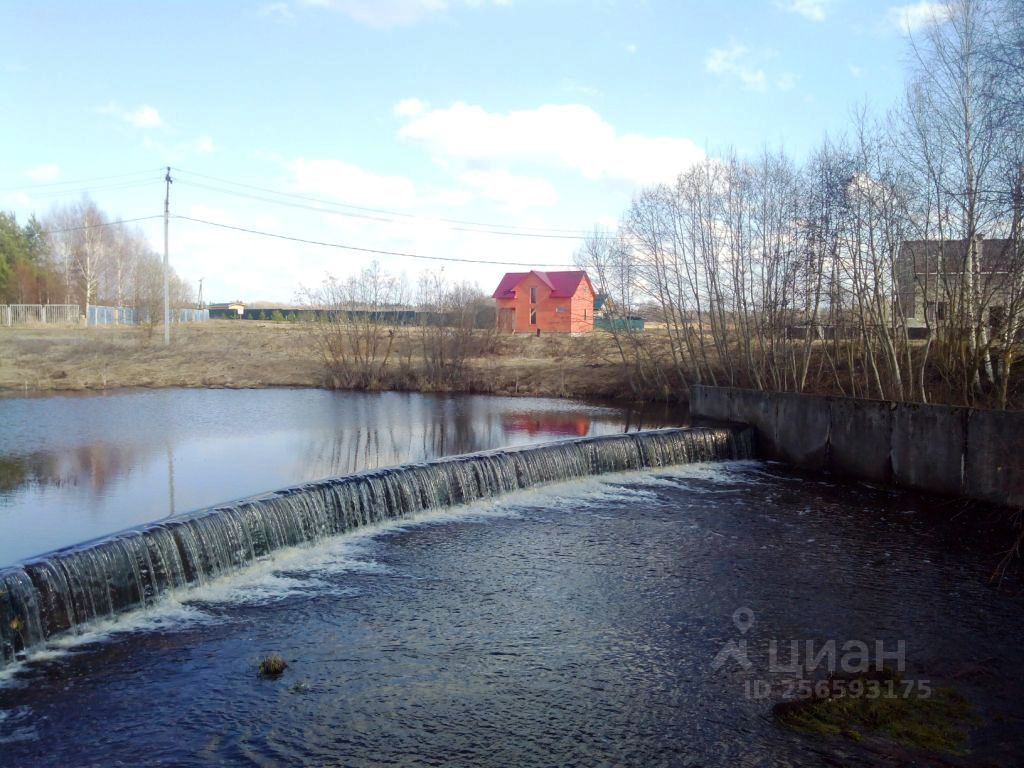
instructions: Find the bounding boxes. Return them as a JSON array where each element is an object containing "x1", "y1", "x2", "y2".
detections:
[
  {"x1": 87, "y1": 306, "x2": 132, "y2": 326},
  {"x1": 86, "y1": 305, "x2": 209, "y2": 326},
  {"x1": 173, "y1": 308, "x2": 210, "y2": 323},
  {"x1": 0, "y1": 304, "x2": 209, "y2": 327},
  {"x1": 0, "y1": 304, "x2": 80, "y2": 326},
  {"x1": 45, "y1": 305, "x2": 79, "y2": 324}
]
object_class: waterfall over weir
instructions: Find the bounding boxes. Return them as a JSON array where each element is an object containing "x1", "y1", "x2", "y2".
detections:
[{"x1": 0, "y1": 427, "x2": 751, "y2": 668}]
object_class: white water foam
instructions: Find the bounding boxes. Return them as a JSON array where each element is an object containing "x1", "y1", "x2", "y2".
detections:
[{"x1": 0, "y1": 460, "x2": 760, "y2": 685}]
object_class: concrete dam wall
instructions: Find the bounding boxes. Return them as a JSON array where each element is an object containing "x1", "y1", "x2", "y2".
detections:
[
  {"x1": 690, "y1": 385, "x2": 1024, "y2": 508},
  {"x1": 0, "y1": 426, "x2": 752, "y2": 669}
]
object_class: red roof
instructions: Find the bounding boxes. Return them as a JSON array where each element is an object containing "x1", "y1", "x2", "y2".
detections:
[{"x1": 492, "y1": 270, "x2": 590, "y2": 299}]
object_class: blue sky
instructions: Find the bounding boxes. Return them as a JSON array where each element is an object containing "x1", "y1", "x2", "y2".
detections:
[{"x1": 0, "y1": 0, "x2": 940, "y2": 302}]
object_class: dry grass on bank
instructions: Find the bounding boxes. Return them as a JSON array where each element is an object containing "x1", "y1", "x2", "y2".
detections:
[
  {"x1": 0, "y1": 321, "x2": 642, "y2": 399},
  {"x1": 464, "y1": 330, "x2": 638, "y2": 399},
  {"x1": 0, "y1": 321, "x2": 321, "y2": 392}
]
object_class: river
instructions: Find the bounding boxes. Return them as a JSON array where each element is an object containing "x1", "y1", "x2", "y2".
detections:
[
  {"x1": 0, "y1": 388, "x2": 676, "y2": 566},
  {"x1": 0, "y1": 390, "x2": 1021, "y2": 766}
]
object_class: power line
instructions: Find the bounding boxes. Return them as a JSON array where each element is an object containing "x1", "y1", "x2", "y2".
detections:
[
  {"x1": 174, "y1": 214, "x2": 579, "y2": 267},
  {"x1": 173, "y1": 166, "x2": 595, "y2": 233},
  {"x1": 175, "y1": 179, "x2": 396, "y2": 223},
  {"x1": 0, "y1": 168, "x2": 163, "y2": 193},
  {"x1": 8, "y1": 164, "x2": 614, "y2": 243},
  {"x1": 14, "y1": 178, "x2": 165, "y2": 202},
  {"x1": 175, "y1": 178, "x2": 604, "y2": 240},
  {"x1": 173, "y1": 166, "x2": 614, "y2": 239},
  {"x1": 41, "y1": 215, "x2": 165, "y2": 236}
]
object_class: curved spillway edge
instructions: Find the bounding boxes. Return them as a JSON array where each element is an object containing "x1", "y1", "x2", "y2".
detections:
[{"x1": 0, "y1": 426, "x2": 753, "y2": 668}]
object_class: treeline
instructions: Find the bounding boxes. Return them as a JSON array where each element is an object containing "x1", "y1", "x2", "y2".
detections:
[
  {"x1": 0, "y1": 212, "x2": 55, "y2": 304},
  {"x1": 302, "y1": 263, "x2": 498, "y2": 391},
  {"x1": 0, "y1": 197, "x2": 193, "y2": 314},
  {"x1": 579, "y1": 0, "x2": 1024, "y2": 408}
]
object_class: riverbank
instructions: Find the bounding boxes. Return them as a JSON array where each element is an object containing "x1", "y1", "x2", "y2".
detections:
[{"x1": 0, "y1": 321, "x2": 648, "y2": 401}]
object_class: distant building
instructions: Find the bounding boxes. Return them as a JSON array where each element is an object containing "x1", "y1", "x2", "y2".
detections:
[
  {"x1": 207, "y1": 302, "x2": 246, "y2": 318},
  {"x1": 492, "y1": 270, "x2": 595, "y2": 334},
  {"x1": 593, "y1": 293, "x2": 645, "y2": 332},
  {"x1": 896, "y1": 238, "x2": 1016, "y2": 329}
]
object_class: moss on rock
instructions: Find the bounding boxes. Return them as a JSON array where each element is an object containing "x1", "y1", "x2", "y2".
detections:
[
  {"x1": 774, "y1": 670, "x2": 974, "y2": 755},
  {"x1": 257, "y1": 654, "x2": 288, "y2": 678}
]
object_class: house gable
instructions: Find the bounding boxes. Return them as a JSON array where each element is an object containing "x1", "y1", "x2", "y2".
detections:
[{"x1": 492, "y1": 270, "x2": 595, "y2": 333}]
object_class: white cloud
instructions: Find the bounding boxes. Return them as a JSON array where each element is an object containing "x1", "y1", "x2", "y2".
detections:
[
  {"x1": 259, "y1": 2, "x2": 295, "y2": 21},
  {"x1": 849, "y1": 63, "x2": 863, "y2": 78},
  {"x1": 26, "y1": 163, "x2": 60, "y2": 182},
  {"x1": 99, "y1": 102, "x2": 213, "y2": 160},
  {"x1": 457, "y1": 169, "x2": 558, "y2": 211},
  {"x1": 300, "y1": 0, "x2": 506, "y2": 27},
  {"x1": 776, "y1": 0, "x2": 832, "y2": 21},
  {"x1": 888, "y1": 1, "x2": 951, "y2": 34},
  {"x1": 171, "y1": 188, "x2": 572, "y2": 302},
  {"x1": 126, "y1": 105, "x2": 163, "y2": 128},
  {"x1": 1, "y1": 191, "x2": 33, "y2": 210},
  {"x1": 394, "y1": 97, "x2": 428, "y2": 117},
  {"x1": 395, "y1": 101, "x2": 704, "y2": 186},
  {"x1": 625, "y1": 42, "x2": 637, "y2": 54},
  {"x1": 705, "y1": 41, "x2": 767, "y2": 91},
  {"x1": 287, "y1": 157, "x2": 419, "y2": 208},
  {"x1": 100, "y1": 102, "x2": 164, "y2": 129},
  {"x1": 172, "y1": 205, "x2": 304, "y2": 303}
]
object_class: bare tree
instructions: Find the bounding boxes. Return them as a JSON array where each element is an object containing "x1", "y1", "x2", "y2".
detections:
[
  {"x1": 901, "y1": 0, "x2": 1008, "y2": 399},
  {"x1": 302, "y1": 262, "x2": 408, "y2": 389},
  {"x1": 416, "y1": 272, "x2": 493, "y2": 389},
  {"x1": 575, "y1": 0, "x2": 1024, "y2": 408}
]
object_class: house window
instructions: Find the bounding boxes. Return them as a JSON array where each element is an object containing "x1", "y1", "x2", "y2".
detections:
[
  {"x1": 529, "y1": 286, "x2": 538, "y2": 304},
  {"x1": 555, "y1": 306, "x2": 566, "y2": 313},
  {"x1": 926, "y1": 301, "x2": 947, "y2": 322},
  {"x1": 990, "y1": 305, "x2": 1006, "y2": 333},
  {"x1": 530, "y1": 308, "x2": 537, "y2": 325},
  {"x1": 584, "y1": 308, "x2": 588, "y2": 320}
]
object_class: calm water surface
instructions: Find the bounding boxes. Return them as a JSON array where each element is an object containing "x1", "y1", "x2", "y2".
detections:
[
  {"x1": 0, "y1": 462, "x2": 1020, "y2": 766},
  {"x1": 0, "y1": 389, "x2": 679, "y2": 565}
]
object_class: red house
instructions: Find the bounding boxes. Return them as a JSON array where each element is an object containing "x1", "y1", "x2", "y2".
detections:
[{"x1": 491, "y1": 270, "x2": 596, "y2": 334}]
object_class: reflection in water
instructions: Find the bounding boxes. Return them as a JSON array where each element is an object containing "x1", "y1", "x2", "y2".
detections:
[
  {"x1": 0, "y1": 455, "x2": 28, "y2": 492},
  {"x1": 0, "y1": 443, "x2": 142, "y2": 494},
  {"x1": 0, "y1": 389, "x2": 684, "y2": 565},
  {"x1": 165, "y1": 442, "x2": 175, "y2": 519},
  {"x1": 501, "y1": 413, "x2": 591, "y2": 437}
]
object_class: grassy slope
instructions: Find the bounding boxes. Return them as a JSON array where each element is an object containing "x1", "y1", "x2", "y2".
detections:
[
  {"x1": 0, "y1": 321, "x2": 645, "y2": 400},
  {"x1": 0, "y1": 322, "x2": 321, "y2": 392}
]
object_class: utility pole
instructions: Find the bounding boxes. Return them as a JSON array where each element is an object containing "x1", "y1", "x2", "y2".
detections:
[
  {"x1": 197, "y1": 277, "x2": 204, "y2": 309},
  {"x1": 163, "y1": 166, "x2": 173, "y2": 345}
]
